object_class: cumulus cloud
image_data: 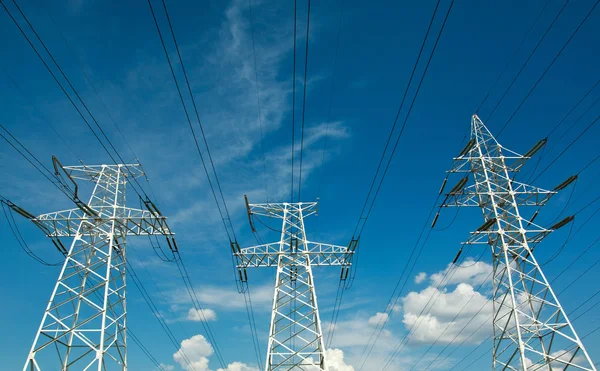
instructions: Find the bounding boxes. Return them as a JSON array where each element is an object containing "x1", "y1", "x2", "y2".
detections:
[
  {"x1": 216, "y1": 362, "x2": 259, "y2": 371},
  {"x1": 367, "y1": 312, "x2": 389, "y2": 327},
  {"x1": 522, "y1": 349, "x2": 588, "y2": 371},
  {"x1": 173, "y1": 334, "x2": 259, "y2": 371},
  {"x1": 401, "y1": 283, "x2": 492, "y2": 344},
  {"x1": 324, "y1": 349, "x2": 355, "y2": 371},
  {"x1": 186, "y1": 308, "x2": 217, "y2": 322},
  {"x1": 174, "y1": 335, "x2": 213, "y2": 371},
  {"x1": 414, "y1": 272, "x2": 427, "y2": 284},
  {"x1": 429, "y1": 259, "x2": 492, "y2": 287}
]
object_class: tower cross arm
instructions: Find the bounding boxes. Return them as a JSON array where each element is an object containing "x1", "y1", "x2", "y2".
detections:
[
  {"x1": 33, "y1": 207, "x2": 173, "y2": 237},
  {"x1": 442, "y1": 182, "x2": 555, "y2": 207},
  {"x1": 235, "y1": 241, "x2": 353, "y2": 268}
]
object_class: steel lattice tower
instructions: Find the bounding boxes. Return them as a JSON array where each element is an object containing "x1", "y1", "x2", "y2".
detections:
[
  {"x1": 441, "y1": 115, "x2": 596, "y2": 370},
  {"x1": 233, "y1": 201, "x2": 355, "y2": 371},
  {"x1": 15, "y1": 160, "x2": 175, "y2": 371}
]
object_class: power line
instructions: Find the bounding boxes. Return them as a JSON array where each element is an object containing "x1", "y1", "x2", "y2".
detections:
[
  {"x1": 297, "y1": 0, "x2": 311, "y2": 202},
  {"x1": 146, "y1": 0, "x2": 236, "y2": 243},
  {"x1": 159, "y1": 0, "x2": 238, "y2": 242},
  {"x1": 174, "y1": 252, "x2": 227, "y2": 368},
  {"x1": 247, "y1": 0, "x2": 269, "y2": 203},
  {"x1": 497, "y1": 0, "x2": 600, "y2": 137},
  {"x1": 354, "y1": 1, "x2": 457, "y2": 366},
  {"x1": 291, "y1": 0, "x2": 297, "y2": 203},
  {"x1": 1, "y1": 0, "x2": 152, "y2": 202},
  {"x1": 351, "y1": 0, "x2": 454, "y2": 240},
  {"x1": 530, "y1": 112, "x2": 600, "y2": 183},
  {"x1": 0, "y1": 124, "x2": 71, "y2": 199},
  {"x1": 35, "y1": 0, "x2": 139, "y2": 162},
  {"x1": 476, "y1": 0, "x2": 552, "y2": 114},
  {"x1": 484, "y1": 0, "x2": 571, "y2": 123},
  {"x1": 315, "y1": 0, "x2": 345, "y2": 203},
  {"x1": 380, "y1": 246, "x2": 480, "y2": 370},
  {"x1": 129, "y1": 329, "x2": 167, "y2": 371},
  {"x1": 0, "y1": 65, "x2": 78, "y2": 159},
  {"x1": 127, "y1": 259, "x2": 199, "y2": 371},
  {"x1": 0, "y1": 200, "x2": 62, "y2": 266}
]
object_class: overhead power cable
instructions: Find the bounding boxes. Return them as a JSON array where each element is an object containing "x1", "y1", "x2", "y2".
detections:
[
  {"x1": 0, "y1": 200, "x2": 62, "y2": 266},
  {"x1": 247, "y1": 0, "x2": 269, "y2": 203},
  {"x1": 174, "y1": 252, "x2": 226, "y2": 368},
  {"x1": 379, "y1": 245, "x2": 481, "y2": 370},
  {"x1": 127, "y1": 259, "x2": 199, "y2": 371},
  {"x1": 1, "y1": 0, "x2": 153, "y2": 202},
  {"x1": 428, "y1": 227, "x2": 600, "y2": 370},
  {"x1": 354, "y1": 1, "x2": 456, "y2": 366},
  {"x1": 0, "y1": 124, "x2": 71, "y2": 199},
  {"x1": 351, "y1": 0, "x2": 454, "y2": 240},
  {"x1": 0, "y1": 65, "x2": 78, "y2": 159},
  {"x1": 315, "y1": 0, "x2": 346, "y2": 203},
  {"x1": 497, "y1": 0, "x2": 600, "y2": 136},
  {"x1": 147, "y1": 0, "x2": 237, "y2": 243},
  {"x1": 476, "y1": 0, "x2": 552, "y2": 114},
  {"x1": 290, "y1": 0, "x2": 297, "y2": 203},
  {"x1": 34, "y1": 0, "x2": 139, "y2": 162},
  {"x1": 484, "y1": 0, "x2": 571, "y2": 123},
  {"x1": 530, "y1": 112, "x2": 600, "y2": 183},
  {"x1": 129, "y1": 329, "x2": 166, "y2": 371},
  {"x1": 297, "y1": 0, "x2": 311, "y2": 202}
]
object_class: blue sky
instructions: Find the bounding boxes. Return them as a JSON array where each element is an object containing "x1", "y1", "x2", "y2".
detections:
[{"x1": 1, "y1": 0, "x2": 600, "y2": 370}]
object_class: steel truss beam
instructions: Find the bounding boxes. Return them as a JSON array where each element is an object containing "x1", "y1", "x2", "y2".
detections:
[
  {"x1": 441, "y1": 115, "x2": 596, "y2": 371},
  {"x1": 234, "y1": 202, "x2": 353, "y2": 371},
  {"x1": 22, "y1": 163, "x2": 174, "y2": 371}
]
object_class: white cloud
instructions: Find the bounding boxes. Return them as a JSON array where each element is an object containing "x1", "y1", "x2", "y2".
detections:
[
  {"x1": 367, "y1": 312, "x2": 389, "y2": 327},
  {"x1": 158, "y1": 364, "x2": 174, "y2": 371},
  {"x1": 414, "y1": 272, "x2": 427, "y2": 284},
  {"x1": 173, "y1": 335, "x2": 213, "y2": 371},
  {"x1": 172, "y1": 283, "x2": 273, "y2": 311},
  {"x1": 429, "y1": 259, "x2": 492, "y2": 287},
  {"x1": 187, "y1": 308, "x2": 217, "y2": 322},
  {"x1": 216, "y1": 362, "x2": 259, "y2": 371},
  {"x1": 523, "y1": 349, "x2": 588, "y2": 370},
  {"x1": 401, "y1": 283, "x2": 492, "y2": 345},
  {"x1": 173, "y1": 334, "x2": 259, "y2": 371},
  {"x1": 324, "y1": 349, "x2": 355, "y2": 371}
]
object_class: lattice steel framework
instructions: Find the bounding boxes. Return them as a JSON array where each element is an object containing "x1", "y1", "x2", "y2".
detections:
[
  {"x1": 233, "y1": 201, "x2": 355, "y2": 371},
  {"x1": 21, "y1": 162, "x2": 175, "y2": 371},
  {"x1": 441, "y1": 115, "x2": 596, "y2": 370}
]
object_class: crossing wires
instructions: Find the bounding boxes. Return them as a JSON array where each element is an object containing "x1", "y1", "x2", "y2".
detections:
[
  {"x1": 328, "y1": 0, "x2": 456, "y2": 350},
  {"x1": 147, "y1": 0, "x2": 264, "y2": 366}
]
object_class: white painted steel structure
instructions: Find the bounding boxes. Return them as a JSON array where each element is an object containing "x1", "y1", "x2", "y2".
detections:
[
  {"x1": 234, "y1": 201, "x2": 354, "y2": 371},
  {"x1": 23, "y1": 163, "x2": 175, "y2": 371},
  {"x1": 442, "y1": 115, "x2": 596, "y2": 370}
]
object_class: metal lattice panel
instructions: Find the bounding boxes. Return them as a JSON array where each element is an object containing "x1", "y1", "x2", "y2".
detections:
[
  {"x1": 443, "y1": 115, "x2": 596, "y2": 371},
  {"x1": 23, "y1": 164, "x2": 173, "y2": 371},
  {"x1": 235, "y1": 202, "x2": 353, "y2": 370}
]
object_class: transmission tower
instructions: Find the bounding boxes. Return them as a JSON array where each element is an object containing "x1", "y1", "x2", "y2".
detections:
[
  {"x1": 233, "y1": 200, "x2": 355, "y2": 370},
  {"x1": 9, "y1": 158, "x2": 176, "y2": 371},
  {"x1": 439, "y1": 115, "x2": 596, "y2": 370}
]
